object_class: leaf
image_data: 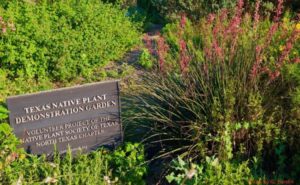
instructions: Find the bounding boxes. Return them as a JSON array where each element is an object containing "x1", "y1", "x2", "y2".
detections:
[
  {"x1": 43, "y1": 177, "x2": 58, "y2": 184},
  {"x1": 166, "y1": 172, "x2": 176, "y2": 183},
  {"x1": 211, "y1": 158, "x2": 219, "y2": 167},
  {"x1": 0, "y1": 123, "x2": 12, "y2": 135},
  {"x1": 12, "y1": 175, "x2": 23, "y2": 185},
  {"x1": 178, "y1": 157, "x2": 186, "y2": 167},
  {"x1": 235, "y1": 122, "x2": 242, "y2": 130},
  {"x1": 0, "y1": 105, "x2": 9, "y2": 120}
]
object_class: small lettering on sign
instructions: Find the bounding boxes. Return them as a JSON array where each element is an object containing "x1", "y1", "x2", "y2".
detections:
[{"x1": 7, "y1": 80, "x2": 122, "y2": 155}]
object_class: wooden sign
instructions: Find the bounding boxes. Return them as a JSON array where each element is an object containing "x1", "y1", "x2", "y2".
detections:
[{"x1": 7, "y1": 80, "x2": 122, "y2": 155}]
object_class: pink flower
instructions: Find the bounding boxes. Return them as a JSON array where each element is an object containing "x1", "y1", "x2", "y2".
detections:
[
  {"x1": 250, "y1": 65, "x2": 258, "y2": 79},
  {"x1": 250, "y1": 46, "x2": 263, "y2": 79},
  {"x1": 264, "y1": 23, "x2": 279, "y2": 49},
  {"x1": 212, "y1": 40, "x2": 223, "y2": 60},
  {"x1": 207, "y1": 13, "x2": 216, "y2": 24},
  {"x1": 156, "y1": 35, "x2": 169, "y2": 72},
  {"x1": 255, "y1": 23, "x2": 299, "y2": 82},
  {"x1": 292, "y1": 58, "x2": 300, "y2": 64},
  {"x1": 179, "y1": 39, "x2": 191, "y2": 73},
  {"x1": 219, "y1": 9, "x2": 228, "y2": 22},
  {"x1": 274, "y1": 0, "x2": 284, "y2": 22},
  {"x1": 255, "y1": 46, "x2": 262, "y2": 63},
  {"x1": 236, "y1": 0, "x2": 244, "y2": 17},
  {"x1": 178, "y1": 14, "x2": 188, "y2": 38},
  {"x1": 180, "y1": 14, "x2": 187, "y2": 29},
  {"x1": 253, "y1": 0, "x2": 261, "y2": 29},
  {"x1": 261, "y1": 67, "x2": 271, "y2": 74},
  {"x1": 269, "y1": 70, "x2": 280, "y2": 81},
  {"x1": 226, "y1": 0, "x2": 243, "y2": 36},
  {"x1": 204, "y1": 47, "x2": 212, "y2": 61},
  {"x1": 278, "y1": 28, "x2": 300, "y2": 64}
]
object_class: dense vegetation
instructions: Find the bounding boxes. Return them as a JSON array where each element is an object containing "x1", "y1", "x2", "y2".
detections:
[
  {"x1": 0, "y1": 0, "x2": 140, "y2": 98},
  {"x1": 1, "y1": 0, "x2": 300, "y2": 184},
  {"x1": 0, "y1": 121, "x2": 146, "y2": 184},
  {"x1": 0, "y1": 0, "x2": 146, "y2": 184},
  {"x1": 125, "y1": 0, "x2": 300, "y2": 183}
]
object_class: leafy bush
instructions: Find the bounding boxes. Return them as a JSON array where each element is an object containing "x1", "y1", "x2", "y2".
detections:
[
  {"x1": 107, "y1": 143, "x2": 147, "y2": 184},
  {"x1": 0, "y1": 132, "x2": 147, "y2": 184},
  {"x1": 138, "y1": 49, "x2": 153, "y2": 69},
  {"x1": 0, "y1": 121, "x2": 24, "y2": 178},
  {"x1": 150, "y1": 0, "x2": 237, "y2": 21},
  {"x1": 0, "y1": 104, "x2": 147, "y2": 184},
  {"x1": 0, "y1": 0, "x2": 140, "y2": 82},
  {"x1": 280, "y1": 63, "x2": 300, "y2": 179},
  {"x1": 149, "y1": 0, "x2": 299, "y2": 21},
  {"x1": 0, "y1": 74, "x2": 54, "y2": 101},
  {"x1": 166, "y1": 157, "x2": 252, "y2": 184},
  {"x1": 125, "y1": 0, "x2": 300, "y2": 181}
]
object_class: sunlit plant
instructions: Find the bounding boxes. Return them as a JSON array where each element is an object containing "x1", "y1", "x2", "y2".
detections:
[{"x1": 124, "y1": 1, "x2": 300, "y2": 178}]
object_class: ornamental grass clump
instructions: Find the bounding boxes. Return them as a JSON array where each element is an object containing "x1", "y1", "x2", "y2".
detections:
[{"x1": 124, "y1": 0, "x2": 300, "y2": 179}]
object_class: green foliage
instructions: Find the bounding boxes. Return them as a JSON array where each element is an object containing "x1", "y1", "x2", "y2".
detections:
[
  {"x1": 0, "y1": 0, "x2": 299, "y2": 183},
  {"x1": 166, "y1": 157, "x2": 252, "y2": 184},
  {"x1": 0, "y1": 102, "x2": 146, "y2": 184},
  {"x1": 0, "y1": 61, "x2": 55, "y2": 99},
  {"x1": 0, "y1": 0, "x2": 140, "y2": 82},
  {"x1": 283, "y1": 63, "x2": 300, "y2": 104},
  {"x1": 125, "y1": 1, "x2": 300, "y2": 182},
  {"x1": 0, "y1": 123, "x2": 24, "y2": 174},
  {"x1": 281, "y1": 63, "x2": 300, "y2": 179},
  {"x1": 107, "y1": 143, "x2": 147, "y2": 184},
  {"x1": 150, "y1": 0, "x2": 237, "y2": 21},
  {"x1": 103, "y1": 0, "x2": 137, "y2": 7},
  {"x1": 0, "y1": 104, "x2": 8, "y2": 120},
  {"x1": 148, "y1": 0, "x2": 299, "y2": 22},
  {"x1": 0, "y1": 1, "x2": 145, "y2": 183},
  {"x1": 0, "y1": 133, "x2": 147, "y2": 185},
  {"x1": 138, "y1": 49, "x2": 153, "y2": 70}
]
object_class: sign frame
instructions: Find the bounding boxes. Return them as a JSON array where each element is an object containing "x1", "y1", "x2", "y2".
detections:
[{"x1": 7, "y1": 80, "x2": 123, "y2": 155}]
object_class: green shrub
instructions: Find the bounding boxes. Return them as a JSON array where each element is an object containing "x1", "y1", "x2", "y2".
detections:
[
  {"x1": 107, "y1": 143, "x2": 147, "y2": 184},
  {"x1": 166, "y1": 157, "x2": 252, "y2": 184},
  {"x1": 149, "y1": 0, "x2": 299, "y2": 21},
  {"x1": 138, "y1": 49, "x2": 153, "y2": 69},
  {"x1": 150, "y1": 0, "x2": 237, "y2": 21},
  {"x1": 0, "y1": 0, "x2": 140, "y2": 82},
  {"x1": 0, "y1": 76, "x2": 54, "y2": 101},
  {"x1": 0, "y1": 122, "x2": 24, "y2": 175},
  {"x1": 0, "y1": 104, "x2": 147, "y2": 184},
  {"x1": 0, "y1": 131, "x2": 147, "y2": 184},
  {"x1": 281, "y1": 63, "x2": 300, "y2": 179}
]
